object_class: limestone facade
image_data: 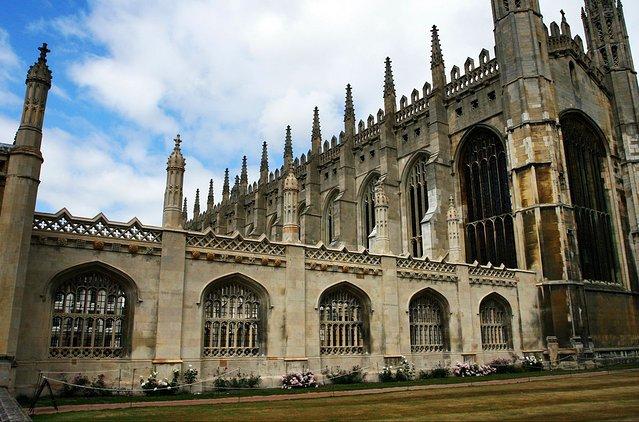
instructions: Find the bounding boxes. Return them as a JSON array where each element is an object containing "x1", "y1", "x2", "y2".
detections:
[{"x1": 0, "y1": 0, "x2": 638, "y2": 394}]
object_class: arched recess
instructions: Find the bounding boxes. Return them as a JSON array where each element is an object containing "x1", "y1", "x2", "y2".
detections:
[
  {"x1": 458, "y1": 126, "x2": 517, "y2": 268},
  {"x1": 478, "y1": 293, "x2": 513, "y2": 351},
  {"x1": 46, "y1": 261, "x2": 139, "y2": 359},
  {"x1": 201, "y1": 273, "x2": 270, "y2": 358},
  {"x1": 297, "y1": 201, "x2": 306, "y2": 242},
  {"x1": 402, "y1": 153, "x2": 430, "y2": 258},
  {"x1": 408, "y1": 288, "x2": 450, "y2": 352},
  {"x1": 359, "y1": 172, "x2": 380, "y2": 249},
  {"x1": 323, "y1": 189, "x2": 339, "y2": 244},
  {"x1": 560, "y1": 110, "x2": 618, "y2": 283},
  {"x1": 318, "y1": 282, "x2": 371, "y2": 355}
]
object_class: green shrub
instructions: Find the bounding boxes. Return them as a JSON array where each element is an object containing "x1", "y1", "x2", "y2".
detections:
[{"x1": 322, "y1": 365, "x2": 366, "y2": 384}]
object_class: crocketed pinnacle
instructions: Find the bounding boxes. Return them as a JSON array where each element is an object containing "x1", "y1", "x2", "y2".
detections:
[
  {"x1": 222, "y1": 168, "x2": 230, "y2": 196},
  {"x1": 312, "y1": 107, "x2": 321, "y2": 141},
  {"x1": 194, "y1": 189, "x2": 200, "y2": 216},
  {"x1": 383, "y1": 57, "x2": 395, "y2": 98},
  {"x1": 431, "y1": 25, "x2": 444, "y2": 69},
  {"x1": 27, "y1": 43, "x2": 52, "y2": 86},
  {"x1": 167, "y1": 134, "x2": 185, "y2": 168},
  {"x1": 240, "y1": 155, "x2": 248, "y2": 185},
  {"x1": 260, "y1": 141, "x2": 269, "y2": 173},
  {"x1": 344, "y1": 84, "x2": 355, "y2": 122},
  {"x1": 207, "y1": 179, "x2": 214, "y2": 209},
  {"x1": 284, "y1": 125, "x2": 293, "y2": 168},
  {"x1": 182, "y1": 197, "x2": 188, "y2": 218}
]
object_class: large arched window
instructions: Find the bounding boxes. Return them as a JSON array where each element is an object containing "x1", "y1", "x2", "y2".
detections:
[
  {"x1": 479, "y1": 294, "x2": 512, "y2": 350},
  {"x1": 409, "y1": 289, "x2": 449, "y2": 353},
  {"x1": 202, "y1": 278, "x2": 266, "y2": 357},
  {"x1": 561, "y1": 113, "x2": 617, "y2": 283},
  {"x1": 325, "y1": 192, "x2": 338, "y2": 244},
  {"x1": 50, "y1": 269, "x2": 130, "y2": 358},
  {"x1": 361, "y1": 174, "x2": 380, "y2": 249},
  {"x1": 406, "y1": 156, "x2": 429, "y2": 257},
  {"x1": 319, "y1": 284, "x2": 369, "y2": 355},
  {"x1": 459, "y1": 128, "x2": 517, "y2": 267}
]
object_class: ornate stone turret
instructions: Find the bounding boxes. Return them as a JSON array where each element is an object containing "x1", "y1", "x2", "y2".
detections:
[
  {"x1": 193, "y1": 188, "x2": 200, "y2": 217},
  {"x1": 162, "y1": 135, "x2": 186, "y2": 229},
  {"x1": 282, "y1": 170, "x2": 300, "y2": 243},
  {"x1": 383, "y1": 57, "x2": 396, "y2": 116},
  {"x1": 344, "y1": 84, "x2": 356, "y2": 137},
  {"x1": 260, "y1": 141, "x2": 269, "y2": 184},
  {"x1": 311, "y1": 106, "x2": 321, "y2": 155},
  {"x1": 447, "y1": 195, "x2": 461, "y2": 262},
  {"x1": 207, "y1": 179, "x2": 214, "y2": 212},
  {"x1": 0, "y1": 43, "x2": 53, "y2": 384},
  {"x1": 284, "y1": 125, "x2": 293, "y2": 171},
  {"x1": 430, "y1": 25, "x2": 446, "y2": 90},
  {"x1": 371, "y1": 180, "x2": 390, "y2": 254},
  {"x1": 222, "y1": 168, "x2": 230, "y2": 202}
]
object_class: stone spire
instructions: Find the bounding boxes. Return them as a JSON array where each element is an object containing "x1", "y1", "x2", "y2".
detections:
[
  {"x1": 344, "y1": 84, "x2": 356, "y2": 137},
  {"x1": 222, "y1": 168, "x2": 230, "y2": 202},
  {"x1": 431, "y1": 25, "x2": 446, "y2": 89},
  {"x1": 260, "y1": 141, "x2": 269, "y2": 182},
  {"x1": 284, "y1": 125, "x2": 293, "y2": 171},
  {"x1": 207, "y1": 179, "x2": 214, "y2": 211},
  {"x1": 311, "y1": 106, "x2": 322, "y2": 154},
  {"x1": 371, "y1": 180, "x2": 390, "y2": 254},
  {"x1": 182, "y1": 197, "x2": 188, "y2": 222},
  {"x1": 193, "y1": 189, "x2": 200, "y2": 217},
  {"x1": 163, "y1": 135, "x2": 186, "y2": 228},
  {"x1": 282, "y1": 170, "x2": 300, "y2": 243},
  {"x1": 20, "y1": 43, "x2": 53, "y2": 135},
  {"x1": 383, "y1": 57, "x2": 396, "y2": 115},
  {"x1": 447, "y1": 195, "x2": 461, "y2": 262},
  {"x1": 560, "y1": 10, "x2": 572, "y2": 38},
  {"x1": 240, "y1": 155, "x2": 248, "y2": 186}
]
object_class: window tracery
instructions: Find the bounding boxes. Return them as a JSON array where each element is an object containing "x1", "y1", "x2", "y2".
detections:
[
  {"x1": 561, "y1": 114, "x2": 617, "y2": 283},
  {"x1": 49, "y1": 270, "x2": 128, "y2": 358},
  {"x1": 407, "y1": 156, "x2": 429, "y2": 257},
  {"x1": 460, "y1": 128, "x2": 517, "y2": 268},
  {"x1": 202, "y1": 281, "x2": 264, "y2": 357},
  {"x1": 319, "y1": 286, "x2": 368, "y2": 355},
  {"x1": 480, "y1": 294, "x2": 512, "y2": 350},
  {"x1": 361, "y1": 175, "x2": 380, "y2": 249},
  {"x1": 409, "y1": 291, "x2": 449, "y2": 353}
]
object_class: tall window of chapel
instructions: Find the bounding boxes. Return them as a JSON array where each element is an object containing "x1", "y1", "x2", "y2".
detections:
[
  {"x1": 406, "y1": 156, "x2": 429, "y2": 257},
  {"x1": 361, "y1": 174, "x2": 380, "y2": 249}
]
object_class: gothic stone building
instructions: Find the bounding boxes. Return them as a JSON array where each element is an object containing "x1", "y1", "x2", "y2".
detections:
[{"x1": 1, "y1": 0, "x2": 639, "y2": 393}]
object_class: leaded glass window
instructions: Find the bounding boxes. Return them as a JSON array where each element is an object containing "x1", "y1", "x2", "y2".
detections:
[
  {"x1": 319, "y1": 286, "x2": 368, "y2": 355},
  {"x1": 361, "y1": 175, "x2": 379, "y2": 249},
  {"x1": 49, "y1": 270, "x2": 128, "y2": 358},
  {"x1": 409, "y1": 291, "x2": 449, "y2": 352},
  {"x1": 460, "y1": 128, "x2": 517, "y2": 267},
  {"x1": 480, "y1": 294, "x2": 512, "y2": 350},
  {"x1": 407, "y1": 156, "x2": 429, "y2": 257},
  {"x1": 561, "y1": 114, "x2": 617, "y2": 283},
  {"x1": 325, "y1": 193, "x2": 338, "y2": 244},
  {"x1": 202, "y1": 281, "x2": 263, "y2": 357}
]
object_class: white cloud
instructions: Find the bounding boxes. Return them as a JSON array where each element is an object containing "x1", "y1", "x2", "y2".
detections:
[{"x1": 0, "y1": 28, "x2": 21, "y2": 108}]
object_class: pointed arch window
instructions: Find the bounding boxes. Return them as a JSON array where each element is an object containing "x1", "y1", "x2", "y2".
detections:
[
  {"x1": 325, "y1": 193, "x2": 338, "y2": 244},
  {"x1": 407, "y1": 156, "x2": 429, "y2": 257},
  {"x1": 361, "y1": 174, "x2": 380, "y2": 249},
  {"x1": 460, "y1": 128, "x2": 517, "y2": 268},
  {"x1": 480, "y1": 294, "x2": 512, "y2": 350},
  {"x1": 49, "y1": 270, "x2": 130, "y2": 358},
  {"x1": 409, "y1": 290, "x2": 449, "y2": 353},
  {"x1": 561, "y1": 113, "x2": 617, "y2": 283},
  {"x1": 319, "y1": 285, "x2": 369, "y2": 355},
  {"x1": 202, "y1": 279, "x2": 265, "y2": 357}
]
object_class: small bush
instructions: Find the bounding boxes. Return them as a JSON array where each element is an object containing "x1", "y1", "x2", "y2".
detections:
[
  {"x1": 452, "y1": 362, "x2": 496, "y2": 377},
  {"x1": 60, "y1": 374, "x2": 90, "y2": 397},
  {"x1": 214, "y1": 369, "x2": 261, "y2": 390},
  {"x1": 521, "y1": 355, "x2": 544, "y2": 372},
  {"x1": 489, "y1": 357, "x2": 520, "y2": 374},
  {"x1": 419, "y1": 365, "x2": 450, "y2": 379},
  {"x1": 378, "y1": 357, "x2": 415, "y2": 382},
  {"x1": 140, "y1": 370, "x2": 179, "y2": 396},
  {"x1": 322, "y1": 365, "x2": 366, "y2": 384},
  {"x1": 183, "y1": 365, "x2": 199, "y2": 384},
  {"x1": 281, "y1": 371, "x2": 318, "y2": 389}
]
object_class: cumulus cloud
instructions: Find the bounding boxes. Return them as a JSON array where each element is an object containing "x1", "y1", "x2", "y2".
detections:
[{"x1": 0, "y1": 28, "x2": 21, "y2": 108}]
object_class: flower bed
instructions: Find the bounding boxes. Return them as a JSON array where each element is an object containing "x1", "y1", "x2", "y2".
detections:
[
  {"x1": 322, "y1": 365, "x2": 366, "y2": 384},
  {"x1": 281, "y1": 371, "x2": 318, "y2": 389},
  {"x1": 452, "y1": 362, "x2": 496, "y2": 377},
  {"x1": 140, "y1": 370, "x2": 179, "y2": 396}
]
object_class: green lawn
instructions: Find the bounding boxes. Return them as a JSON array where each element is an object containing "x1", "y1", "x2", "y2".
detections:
[{"x1": 33, "y1": 371, "x2": 639, "y2": 421}]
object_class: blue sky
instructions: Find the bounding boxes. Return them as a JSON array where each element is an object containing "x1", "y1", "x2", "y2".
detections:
[{"x1": 1, "y1": 0, "x2": 637, "y2": 225}]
